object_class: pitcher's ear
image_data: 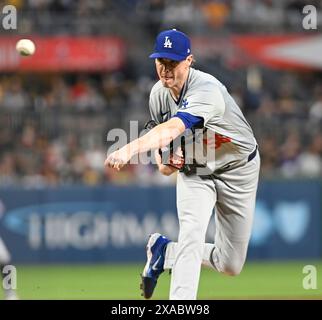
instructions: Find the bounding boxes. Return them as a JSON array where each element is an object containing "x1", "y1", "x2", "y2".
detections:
[{"x1": 186, "y1": 54, "x2": 195, "y2": 67}]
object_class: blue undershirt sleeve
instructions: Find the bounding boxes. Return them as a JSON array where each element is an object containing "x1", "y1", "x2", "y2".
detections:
[{"x1": 173, "y1": 111, "x2": 204, "y2": 129}]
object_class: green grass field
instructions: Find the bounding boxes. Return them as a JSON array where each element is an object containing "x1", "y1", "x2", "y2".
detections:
[{"x1": 1, "y1": 260, "x2": 322, "y2": 300}]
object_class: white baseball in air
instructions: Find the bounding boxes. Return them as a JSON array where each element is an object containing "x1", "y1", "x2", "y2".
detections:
[{"x1": 16, "y1": 39, "x2": 36, "y2": 56}]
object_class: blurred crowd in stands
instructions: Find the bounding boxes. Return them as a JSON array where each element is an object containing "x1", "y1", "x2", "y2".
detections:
[
  {"x1": 0, "y1": 0, "x2": 322, "y2": 187},
  {"x1": 1, "y1": 68, "x2": 321, "y2": 187},
  {"x1": 4, "y1": 0, "x2": 322, "y2": 35}
]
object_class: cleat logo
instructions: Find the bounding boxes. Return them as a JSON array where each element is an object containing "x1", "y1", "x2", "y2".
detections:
[{"x1": 152, "y1": 256, "x2": 162, "y2": 271}]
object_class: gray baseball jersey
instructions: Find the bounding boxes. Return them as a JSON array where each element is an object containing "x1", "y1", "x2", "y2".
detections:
[
  {"x1": 148, "y1": 67, "x2": 260, "y2": 299},
  {"x1": 149, "y1": 67, "x2": 257, "y2": 173}
]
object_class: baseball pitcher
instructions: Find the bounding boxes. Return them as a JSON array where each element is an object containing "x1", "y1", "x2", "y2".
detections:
[{"x1": 105, "y1": 29, "x2": 260, "y2": 300}]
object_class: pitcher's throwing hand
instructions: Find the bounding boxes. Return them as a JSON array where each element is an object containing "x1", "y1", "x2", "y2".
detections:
[{"x1": 104, "y1": 146, "x2": 133, "y2": 171}]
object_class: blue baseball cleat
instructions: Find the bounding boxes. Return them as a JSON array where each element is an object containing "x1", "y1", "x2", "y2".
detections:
[{"x1": 140, "y1": 233, "x2": 170, "y2": 299}]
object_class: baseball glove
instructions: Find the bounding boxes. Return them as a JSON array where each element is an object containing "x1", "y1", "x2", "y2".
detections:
[{"x1": 143, "y1": 119, "x2": 185, "y2": 170}]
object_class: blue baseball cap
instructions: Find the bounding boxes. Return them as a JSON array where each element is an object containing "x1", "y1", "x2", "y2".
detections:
[{"x1": 149, "y1": 29, "x2": 191, "y2": 62}]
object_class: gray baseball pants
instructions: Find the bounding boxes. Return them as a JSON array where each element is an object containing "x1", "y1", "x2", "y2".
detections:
[{"x1": 164, "y1": 152, "x2": 260, "y2": 300}]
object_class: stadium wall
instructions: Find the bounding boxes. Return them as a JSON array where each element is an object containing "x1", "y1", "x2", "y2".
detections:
[{"x1": 0, "y1": 180, "x2": 321, "y2": 263}]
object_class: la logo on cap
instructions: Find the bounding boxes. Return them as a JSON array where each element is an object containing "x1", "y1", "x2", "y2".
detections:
[{"x1": 164, "y1": 36, "x2": 172, "y2": 48}]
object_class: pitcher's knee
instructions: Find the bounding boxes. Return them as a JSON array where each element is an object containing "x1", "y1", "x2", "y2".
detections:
[{"x1": 221, "y1": 260, "x2": 245, "y2": 276}]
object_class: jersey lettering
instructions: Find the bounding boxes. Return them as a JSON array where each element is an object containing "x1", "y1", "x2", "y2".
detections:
[
  {"x1": 181, "y1": 99, "x2": 189, "y2": 109},
  {"x1": 203, "y1": 133, "x2": 232, "y2": 149}
]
